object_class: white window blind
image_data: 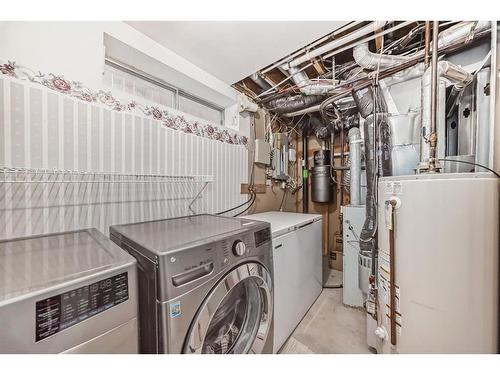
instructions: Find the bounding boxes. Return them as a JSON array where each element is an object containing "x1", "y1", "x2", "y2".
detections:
[{"x1": 103, "y1": 59, "x2": 224, "y2": 125}]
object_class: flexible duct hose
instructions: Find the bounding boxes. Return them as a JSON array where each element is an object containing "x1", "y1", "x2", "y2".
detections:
[{"x1": 350, "y1": 72, "x2": 392, "y2": 260}]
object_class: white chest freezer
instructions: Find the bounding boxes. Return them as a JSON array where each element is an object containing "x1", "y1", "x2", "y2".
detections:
[
  {"x1": 0, "y1": 229, "x2": 138, "y2": 353},
  {"x1": 242, "y1": 211, "x2": 322, "y2": 353}
]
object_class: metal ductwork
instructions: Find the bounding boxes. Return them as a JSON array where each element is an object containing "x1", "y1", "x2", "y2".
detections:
[
  {"x1": 267, "y1": 94, "x2": 324, "y2": 114},
  {"x1": 353, "y1": 42, "x2": 413, "y2": 70},
  {"x1": 352, "y1": 21, "x2": 491, "y2": 72},
  {"x1": 308, "y1": 117, "x2": 333, "y2": 140},
  {"x1": 348, "y1": 127, "x2": 362, "y2": 206},
  {"x1": 289, "y1": 67, "x2": 335, "y2": 96},
  {"x1": 419, "y1": 60, "x2": 473, "y2": 165},
  {"x1": 437, "y1": 21, "x2": 490, "y2": 48},
  {"x1": 438, "y1": 61, "x2": 474, "y2": 88},
  {"x1": 349, "y1": 69, "x2": 388, "y2": 117},
  {"x1": 250, "y1": 73, "x2": 273, "y2": 91}
]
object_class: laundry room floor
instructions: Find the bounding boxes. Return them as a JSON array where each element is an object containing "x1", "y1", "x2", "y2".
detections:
[{"x1": 279, "y1": 288, "x2": 374, "y2": 354}]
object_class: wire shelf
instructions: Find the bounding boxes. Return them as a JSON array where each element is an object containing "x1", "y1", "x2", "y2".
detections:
[
  {"x1": 0, "y1": 167, "x2": 214, "y2": 214},
  {"x1": 0, "y1": 167, "x2": 214, "y2": 184}
]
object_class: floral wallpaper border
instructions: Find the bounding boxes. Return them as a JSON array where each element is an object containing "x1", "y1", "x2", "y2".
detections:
[{"x1": 0, "y1": 60, "x2": 248, "y2": 147}]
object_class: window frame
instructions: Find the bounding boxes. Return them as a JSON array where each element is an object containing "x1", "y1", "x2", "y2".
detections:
[{"x1": 104, "y1": 57, "x2": 225, "y2": 125}]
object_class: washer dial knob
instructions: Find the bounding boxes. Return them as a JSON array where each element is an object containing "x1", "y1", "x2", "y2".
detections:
[{"x1": 232, "y1": 240, "x2": 246, "y2": 256}]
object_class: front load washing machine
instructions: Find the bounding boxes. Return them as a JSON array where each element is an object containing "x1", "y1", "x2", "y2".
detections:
[
  {"x1": 0, "y1": 229, "x2": 138, "y2": 353},
  {"x1": 110, "y1": 214, "x2": 274, "y2": 354}
]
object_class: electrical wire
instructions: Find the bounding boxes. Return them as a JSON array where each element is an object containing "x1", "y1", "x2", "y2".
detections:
[
  {"x1": 359, "y1": 42, "x2": 386, "y2": 244},
  {"x1": 437, "y1": 159, "x2": 500, "y2": 178},
  {"x1": 278, "y1": 189, "x2": 287, "y2": 211},
  {"x1": 215, "y1": 193, "x2": 255, "y2": 215},
  {"x1": 233, "y1": 193, "x2": 257, "y2": 217},
  {"x1": 323, "y1": 285, "x2": 343, "y2": 289}
]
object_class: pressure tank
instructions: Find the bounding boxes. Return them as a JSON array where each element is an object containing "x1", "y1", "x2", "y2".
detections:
[
  {"x1": 376, "y1": 173, "x2": 499, "y2": 354},
  {"x1": 311, "y1": 150, "x2": 334, "y2": 203}
]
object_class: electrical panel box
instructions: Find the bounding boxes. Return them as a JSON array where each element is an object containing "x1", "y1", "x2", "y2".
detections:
[{"x1": 254, "y1": 139, "x2": 271, "y2": 165}]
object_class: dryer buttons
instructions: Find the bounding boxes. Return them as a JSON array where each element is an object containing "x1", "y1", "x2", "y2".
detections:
[{"x1": 232, "y1": 240, "x2": 246, "y2": 257}]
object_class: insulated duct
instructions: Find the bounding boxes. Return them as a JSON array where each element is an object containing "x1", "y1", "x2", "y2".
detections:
[
  {"x1": 267, "y1": 94, "x2": 324, "y2": 114},
  {"x1": 350, "y1": 75, "x2": 392, "y2": 267},
  {"x1": 289, "y1": 67, "x2": 335, "y2": 95},
  {"x1": 353, "y1": 42, "x2": 413, "y2": 70},
  {"x1": 437, "y1": 21, "x2": 490, "y2": 48},
  {"x1": 308, "y1": 117, "x2": 333, "y2": 140},
  {"x1": 348, "y1": 127, "x2": 362, "y2": 205},
  {"x1": 353, "y1": 21, "x2": 491, "y2": 72},
  {"x1": 250, "y1": 73, "x2": 272, "y2": 91},
  {"x1": 349, "y1": 69, "x2": 388, "y2": 117},
  {"x1": 275, "y1": 21, "x2": 490, "y2": 116}
]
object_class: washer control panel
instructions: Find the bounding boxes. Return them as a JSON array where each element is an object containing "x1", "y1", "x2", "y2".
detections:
[
  {"x1": 232, "y1": 240, "x2": 246, "y2": 256},
  {"x1": 162, "y1": 221, "x2": 272, "y2": 299}
]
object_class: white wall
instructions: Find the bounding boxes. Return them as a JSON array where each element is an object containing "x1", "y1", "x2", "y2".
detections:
[
  {"x1": 0, "y1": 21, "x2": 244, "y2": 131},
  {"x1": 0, "y1": 22, "x2": 105, "y2": 88},
  {"x1": 0, "y1": 21, "x2": 251, "y2": 240},
  {"x1": 0, "y1": 74, "x2": 248, "y2": 240}
]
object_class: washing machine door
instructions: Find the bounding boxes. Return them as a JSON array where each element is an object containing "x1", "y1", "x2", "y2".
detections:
[{"x1": 184, "y1": 262, "x2": 273, "y2": 354}]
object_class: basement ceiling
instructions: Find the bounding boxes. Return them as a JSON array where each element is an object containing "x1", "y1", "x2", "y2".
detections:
[{"x1": 125, "y1": 21, "x2": 349, "y2": 85}]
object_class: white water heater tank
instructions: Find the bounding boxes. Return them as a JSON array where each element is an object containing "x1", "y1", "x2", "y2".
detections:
[{"x1": 376, "y1": 173, "x2": 499, "y2": 353}]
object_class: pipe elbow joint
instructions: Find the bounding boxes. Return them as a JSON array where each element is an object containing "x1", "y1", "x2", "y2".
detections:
[{"x1": 375, "y1": 326, "x2": 388, "y2": 341}]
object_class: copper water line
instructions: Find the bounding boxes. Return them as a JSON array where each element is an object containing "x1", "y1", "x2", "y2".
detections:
[
  {"x1": 340, "y1": 123, "x2": 345, "y2": 206},
  {"x1": 429, "y1": 20, "x2": 440, "y2": 171},
  {"x1": 389, "y1": 199, "x2": 398, "y2": 346},
  {"x1": 424, "y1": 21, "x2": 431, "y2": 68}
]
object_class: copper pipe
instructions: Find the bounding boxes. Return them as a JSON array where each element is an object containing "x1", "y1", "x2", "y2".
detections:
[
  {"x1": 389, "y1": 199, "x2": 398, "y2": 346},
  {"x1": 429, "y1": 20, "x2": 440, "y2": 171},
  {"x1": 340, "y1": 123, "x2": 345, "y2": 205},
  {"x1": 424, "y1": 21, "x2": 431, "y2": 68}
]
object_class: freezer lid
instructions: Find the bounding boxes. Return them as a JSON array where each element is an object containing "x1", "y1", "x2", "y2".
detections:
[
  {"x1": 110, "y1": 214, "x2": 261, "y2": 256},
  {"x1": 242, "y1": 211, "x2": 322, "y2": 238},
  {"x1": 0, "y1": 229, "x2": 135, "y2": 303}
]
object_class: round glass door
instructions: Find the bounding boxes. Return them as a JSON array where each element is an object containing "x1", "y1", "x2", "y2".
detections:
[
  {"x1": 184, "y1": 262, "x2": 273, "y2": 354},
  {"x1": 203, "y1": 277, "x2": 261, "y2": 353}
]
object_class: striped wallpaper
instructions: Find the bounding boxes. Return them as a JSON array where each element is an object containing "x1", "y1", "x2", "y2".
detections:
[{"x1": 0, "y1": 75, "x2": 248, "y2": 240}]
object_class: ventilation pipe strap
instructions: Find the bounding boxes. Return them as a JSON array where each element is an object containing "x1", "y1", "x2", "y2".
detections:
[{"x1": 465, "y1": 21, "x2": 479, "y2": 43}]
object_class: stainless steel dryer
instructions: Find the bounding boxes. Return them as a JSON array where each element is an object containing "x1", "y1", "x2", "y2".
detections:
[
  {"x1": 0, "y1": 229, "x2": 138, "y2": 353},
  {"x1": 110, "y1": 214, "x2": 274, "y2": 354}
]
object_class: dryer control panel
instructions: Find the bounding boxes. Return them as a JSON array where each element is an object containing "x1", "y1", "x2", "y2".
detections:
[
  {"x1": 158, "y1": 222, "x2": 272, "y2": 301},
  {"x1": 35, "y1": 272, "x2": 129, "y2": 342}
]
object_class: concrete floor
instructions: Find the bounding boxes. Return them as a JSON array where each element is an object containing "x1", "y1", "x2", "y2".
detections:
[{"x1": 279, "y1": 288, "x2": 373, "y2": 354}]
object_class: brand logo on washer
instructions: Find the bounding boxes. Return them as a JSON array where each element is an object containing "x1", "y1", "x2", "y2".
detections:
[{"x1": 169, "y1": 301, "x2": 182, "y2": 318}]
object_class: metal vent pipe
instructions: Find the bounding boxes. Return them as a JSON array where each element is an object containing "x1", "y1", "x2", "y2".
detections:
[{"x1": 348, "y1": 127, "x2": 362, "y2": 205}]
